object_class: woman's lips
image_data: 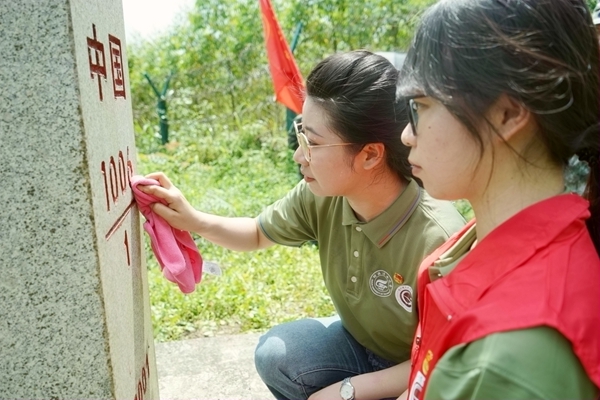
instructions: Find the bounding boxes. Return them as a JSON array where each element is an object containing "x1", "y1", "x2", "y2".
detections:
[
  {"x1": 410, "y1": 164, "x2": 422, "y2": 175},
  {"x1": 300, "y1": 168, "x2": 315, "y2": 182}
]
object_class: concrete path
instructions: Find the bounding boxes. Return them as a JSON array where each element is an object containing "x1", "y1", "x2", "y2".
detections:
[{"x1": 155, "y1": 333, "x2": 274, "y2": 400}]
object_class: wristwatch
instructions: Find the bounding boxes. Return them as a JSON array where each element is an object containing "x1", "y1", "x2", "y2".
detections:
[{"x1": 340, "y1": 377, "x2": 355, "y2": 400}]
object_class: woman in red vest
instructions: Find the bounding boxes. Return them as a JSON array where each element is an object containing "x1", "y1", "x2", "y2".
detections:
[{"x1": 397, "y1": 0, "x2": 600, "y2": 398}]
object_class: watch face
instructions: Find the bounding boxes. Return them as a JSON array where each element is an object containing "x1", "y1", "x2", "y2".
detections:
[{"x1": 340, "y1": 382, "x2": 354, "y2": 400}]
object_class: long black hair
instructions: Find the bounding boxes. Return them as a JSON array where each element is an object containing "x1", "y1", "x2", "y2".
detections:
[
  {"x1": 306, "y1": 50, "x2": 413, "y2": 183},
  {"x1": 398, "y1": 0, "x2": 599, "y2": 253}
]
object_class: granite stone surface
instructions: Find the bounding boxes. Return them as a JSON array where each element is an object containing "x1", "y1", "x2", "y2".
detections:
[{"x1": 0, "y1": 0, "x2": 158, "y2": 398}]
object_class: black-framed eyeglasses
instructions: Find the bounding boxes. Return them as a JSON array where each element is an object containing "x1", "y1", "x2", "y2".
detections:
[
  {"x1": 406, "y1": 95, "x2": 425, "y2": 135},
  {"x1": 293, "y1": 120, "x2": 354, "y2": 162}
]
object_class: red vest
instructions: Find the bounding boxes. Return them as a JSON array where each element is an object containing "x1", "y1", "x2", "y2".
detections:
[{"x1": 408, "y1": 195, "x2": 600, "y2": 399}]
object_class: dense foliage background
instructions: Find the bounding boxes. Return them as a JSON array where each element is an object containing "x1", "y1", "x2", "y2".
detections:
[
  {"x1": 129, "y1": 0, "x2": 436, "y2": 341},
  {"x1": 129, "y1": 0, "x2": 436, "y2": 156},
  {"x1": 129, "y1": 0, "x2": 591, "y2": 341}
]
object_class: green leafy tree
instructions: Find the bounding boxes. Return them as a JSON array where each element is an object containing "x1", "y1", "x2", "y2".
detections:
[{"x1": 128, "y1": 0, "x2": 435, "y2": 157}]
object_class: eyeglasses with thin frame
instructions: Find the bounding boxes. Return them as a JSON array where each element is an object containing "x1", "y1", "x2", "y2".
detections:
[
  {"x1": 406, "y1": 95, "x2": 425, "y2": 136},
  {"x1": 293, "y1": 120, "x2": 355, "y2": 162}
]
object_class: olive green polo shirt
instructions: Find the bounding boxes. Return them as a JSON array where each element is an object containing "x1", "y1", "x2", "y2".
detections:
[
  {"x1": 425, "y1": 225, "x2": 599, "y2": 399},
  {"x1": 257, "y1": 179, "x2": 466, "y2": 363}
]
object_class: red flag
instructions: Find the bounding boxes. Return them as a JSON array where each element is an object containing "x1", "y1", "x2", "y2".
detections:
[{"x1": 259, "y1": 0, "x2": 305, "y2": 114}]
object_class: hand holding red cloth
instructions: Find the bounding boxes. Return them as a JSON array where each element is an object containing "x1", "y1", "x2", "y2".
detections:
[{"x1": 130, "y1": 175, "x2": 202, "y2": 294}]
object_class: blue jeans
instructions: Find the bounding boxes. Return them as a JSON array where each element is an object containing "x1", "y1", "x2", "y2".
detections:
[{"x1": 254, "y1": 316, "x2": 397, "y2": 400}]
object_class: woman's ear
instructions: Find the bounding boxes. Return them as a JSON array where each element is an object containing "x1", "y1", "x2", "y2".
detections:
[
  {"x1": 360, "y1": 142, "x2": 386, "y2": 170},
  {"x1": 488, "y1": 94, "x2": 534, "y2": 142}
]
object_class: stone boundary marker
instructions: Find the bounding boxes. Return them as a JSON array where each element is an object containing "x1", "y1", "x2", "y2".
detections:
[{"x1": 0, "y1": 0, "x2": 158, "y2": 398}]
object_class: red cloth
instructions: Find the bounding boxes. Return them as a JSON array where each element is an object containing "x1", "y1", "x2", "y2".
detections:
[
  {"x1": 259, "y1": 0, "x2": 304, "y2": 114},
  {"x1": 130, "y1": 175, "x2": 202, "y2": 294},
  {"x1": 408, "y1": 195, "x2": 600, "y2": 399}
]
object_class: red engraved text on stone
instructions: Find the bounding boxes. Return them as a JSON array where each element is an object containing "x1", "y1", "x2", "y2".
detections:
[
  {"x1": 109, "y1": 156, "x2": 118, "y2": 204},
  {"x1": 87, "y1": 24, "x2": 107, "y2": 101},
  {"x1": 135, "y1": 352, "x2": 150, "y2": 400},
  {"x1": 108, "y1": 34, "x2": 126, "y2": 99},
  {"x1": 118, "y1": 151, "x2": 127, "y2": 193},
  {"x1": 124, "y1": 230, "x2": 131, "y2": 266},
  {"x1": 101, "y1": 147, "x2": 134, "y2": 212}
]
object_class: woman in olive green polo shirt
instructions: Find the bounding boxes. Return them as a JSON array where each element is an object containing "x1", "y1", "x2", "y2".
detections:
[{"x1": 139, "y1": 50, "x2": 465, "y2": 400}]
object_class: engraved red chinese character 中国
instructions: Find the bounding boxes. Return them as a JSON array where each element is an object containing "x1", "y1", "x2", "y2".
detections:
[
  {"x1": 108, "y1": 34, "x2": 126, "y2": 99},
  {"x1": 87, "y1": 24, "x2": 107, "y2": 101}
]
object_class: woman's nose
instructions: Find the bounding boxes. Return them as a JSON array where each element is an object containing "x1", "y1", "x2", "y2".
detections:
[
  {"x1": 293, "y1": 146, "x2": 307, "y2": 165},
  {"x1": 401, "y1": 124, "x2": 415, "y2": 147}
]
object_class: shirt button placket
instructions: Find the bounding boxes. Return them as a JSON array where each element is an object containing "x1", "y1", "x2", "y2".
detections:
[
  {"x1": 348, "y1": 225, "x2": 363, "y2": 295},
  {"x1": 350, "y1": 252, "x2": 359, "y2": 284}
]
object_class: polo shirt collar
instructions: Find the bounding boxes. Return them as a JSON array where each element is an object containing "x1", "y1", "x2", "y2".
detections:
[{"x1": 341, "y1": 179, "x2": 422, "y2": 248}]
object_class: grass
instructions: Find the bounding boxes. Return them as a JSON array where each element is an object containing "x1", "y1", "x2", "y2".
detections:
[{"x1": 137, "y1": 140, "x2": 336, "y2": 342}]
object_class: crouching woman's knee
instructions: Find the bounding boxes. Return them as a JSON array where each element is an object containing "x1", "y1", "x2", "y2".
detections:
[{"x1": 254, "y1": 331, "x2": 288, "y2": 384}]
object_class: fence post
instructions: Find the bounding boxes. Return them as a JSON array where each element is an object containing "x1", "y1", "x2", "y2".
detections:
[{"x1": 144, "y1": 72, "x2": 173, "y2": 145}]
